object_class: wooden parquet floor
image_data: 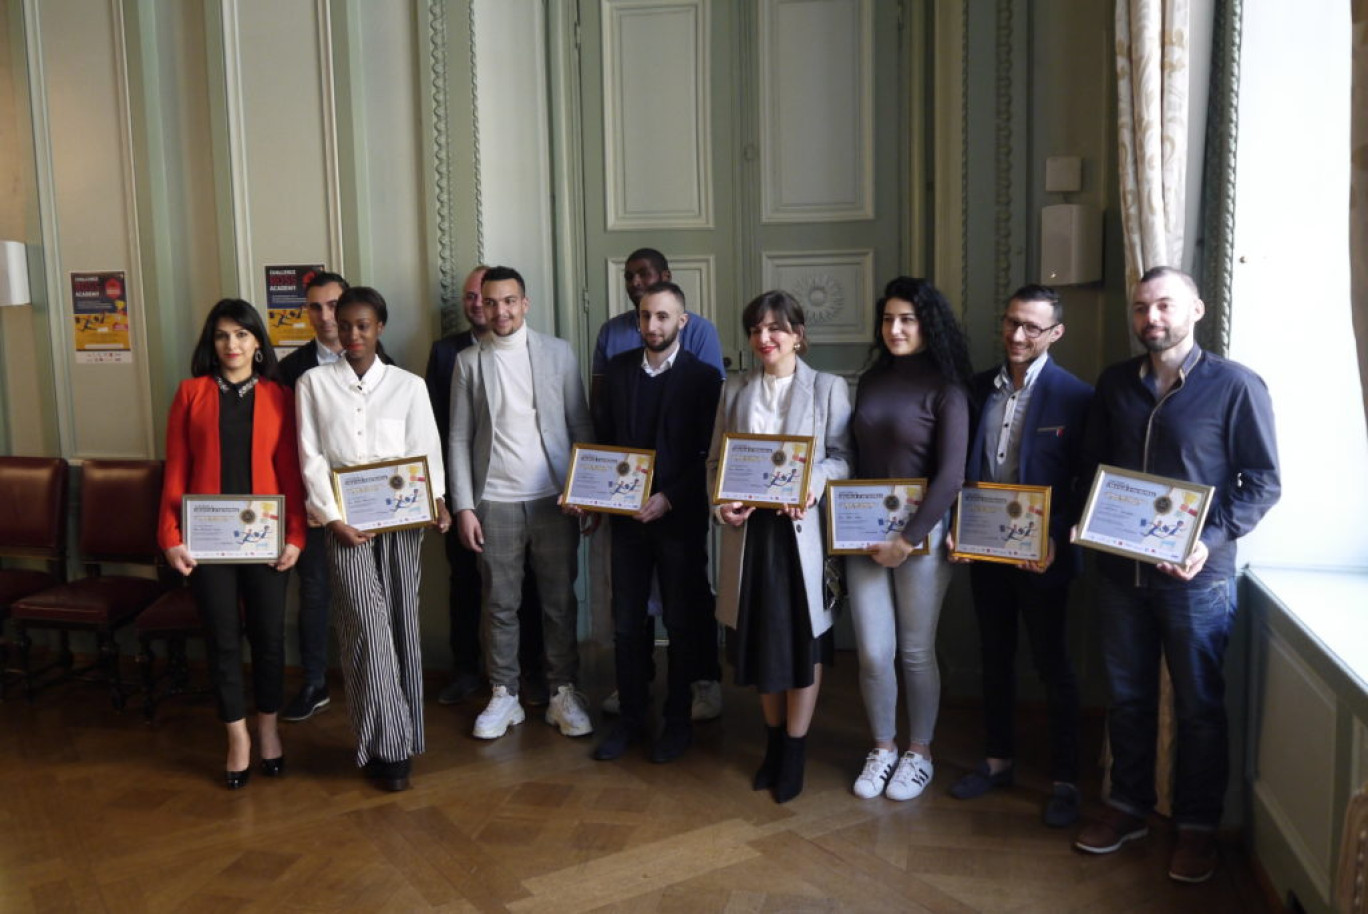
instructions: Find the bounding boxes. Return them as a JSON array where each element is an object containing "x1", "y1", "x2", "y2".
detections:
[{"x1": 0, "y1": 650, "x2": 1270, "y2": 914}]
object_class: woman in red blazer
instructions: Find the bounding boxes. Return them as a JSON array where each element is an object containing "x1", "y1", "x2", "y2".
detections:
[{"x1": 158, "y1": 299, "x2": 307, "y2": 789}]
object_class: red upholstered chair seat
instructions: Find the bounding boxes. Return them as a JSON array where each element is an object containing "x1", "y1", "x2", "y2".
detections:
[
  {"x1": 12, "y1": 576, "x2": 167, "y2": 626},
  {"x1": 134, "y1": 587, "x2": 201, "y2": 634},
  {"x1": 134, "y1": 587, "x2": 208, "y2": 721},
  {"x1": 0, "y1": 569, "x2": 57, "y2": 609}
]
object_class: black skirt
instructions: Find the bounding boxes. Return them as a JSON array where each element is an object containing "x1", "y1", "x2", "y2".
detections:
[{"x1": 727, "y1": 509, "x2": 834, "y2": 692}]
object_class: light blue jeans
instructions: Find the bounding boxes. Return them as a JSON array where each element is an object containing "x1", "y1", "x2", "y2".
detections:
[{"x1": 846, "y1": 522, "x2": 952, "y2": 746}]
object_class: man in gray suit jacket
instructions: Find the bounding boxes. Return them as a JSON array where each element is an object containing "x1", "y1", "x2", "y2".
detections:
[{"x1": 451, "y1": 265, "x2": 596, "y2": 741}]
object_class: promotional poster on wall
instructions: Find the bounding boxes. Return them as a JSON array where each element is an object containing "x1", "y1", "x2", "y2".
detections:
[
  {"x1": 265, "y1": 264, "x2": 324, "y2": 347},
  {"x1": 70, "y1": 271, "x2": 132, "y2": 364}
]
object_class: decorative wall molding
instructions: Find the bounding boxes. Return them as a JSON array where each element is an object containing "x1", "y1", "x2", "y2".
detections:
[
  {"x1": 25, "y1": 0, "x2": 155, "y2": 457},
  {"x1": 605, "y1": 255, "x2": 716, "y2": 325},
  {"x1": 426, "y1": 0, "x2": 458, "y2": 324},
  {"x1": 759, "y1": 0, "x2": 873, "y2": 223},
  {"x1": 218, "y1": 0, "x2": 343, "y2": 298},
  {"x1": 315, "y1": 0, "x2": 343, "y2": 277},
  {"x1": 1197, "y1": 0, "x2": 1241, "y2": 357},
  {"x1": 1254, "y1": 629, "x2": 1337, "y2": 901},
  {"x1": 993, "y1": 0, "x2": 1014, "y2": 306},
  {"x1": 601, "y1": 0, "x2": 712, "y2": 230},
  {"x1": 761, "y1": 249, "x2": 874, "y2": 343},
  {"x1": 219, "y1": 0, "x2": 254, "y2": 296}
]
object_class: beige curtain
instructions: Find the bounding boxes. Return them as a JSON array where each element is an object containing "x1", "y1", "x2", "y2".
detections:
[
  {"x1": 1335, "y1": 782, "x2": 1368, "y2": 913},
  {"x1": 1353, "y1": 0, "x2": 1368, "y2": 434},
  {"x1": 1116, "y1": 0, "x2": 1192, "y2": 288},
  {"x1": 1114, "y1": 0, "x2": 1194, "y2": 819}
]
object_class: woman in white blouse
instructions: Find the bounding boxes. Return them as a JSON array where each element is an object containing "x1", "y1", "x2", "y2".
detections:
[
  {"x1": 295, "y1": 286, "x2": 451, "y2": 792},
  {"x1": 707, "y1": 290, "x2": 851, "y2": 803}
]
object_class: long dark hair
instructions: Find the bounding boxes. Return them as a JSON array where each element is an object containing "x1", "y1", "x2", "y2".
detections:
[
  {"x1": 190, "y1": 298, "x2": 279, "y2": 380},
  {"x1": 866, "y1": 277, "x2": 972, "y2": 387}
]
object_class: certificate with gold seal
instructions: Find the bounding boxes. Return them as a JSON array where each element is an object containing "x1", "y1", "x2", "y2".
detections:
[
  {"x1": 1074, "y1": 465, "x2": 1213, "y2": 565},
  {"x1": 825, "y1": 479, "x2": 929, "y2": 555},
  {"x1": 562, "y1": 444, "x2": 656, "y2": 515},
  {"x1": 331, "y1": 456, "x2": 435, "y2": 533},
  {"x1": 182, "y1": 495, "x2": 286, "y2": 563},
  {"x1": 951, "y1": 483, "x2": 1052, "y2": 564},
  {"x1": 712, "y1": 434, "x2": 815, "y2": 509}
]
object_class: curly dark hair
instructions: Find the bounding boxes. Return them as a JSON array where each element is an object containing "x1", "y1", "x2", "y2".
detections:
[{"x1": 865, "y1": 276, "x2": 973, "y2": 387}]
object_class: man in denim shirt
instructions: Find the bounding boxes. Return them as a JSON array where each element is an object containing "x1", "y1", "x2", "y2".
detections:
[{"x1": 1073, "y1": 267, "x2": 1280, "y2": 884}]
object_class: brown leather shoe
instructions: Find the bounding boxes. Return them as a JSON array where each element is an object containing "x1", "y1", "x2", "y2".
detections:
[
  {"x1": 1168, "y1": 829, "x2": 1218, "y2": 883},
  {"x1": 1074, "y1": 806, "x2": 1149, "y2": 854}
]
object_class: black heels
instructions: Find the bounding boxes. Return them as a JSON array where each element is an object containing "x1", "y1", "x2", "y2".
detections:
[{"x1": 224, "y1": 755, "x2": 284, "y2": 789}]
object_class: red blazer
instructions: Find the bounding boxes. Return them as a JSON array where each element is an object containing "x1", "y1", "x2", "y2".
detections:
[{"x1": 158, "y1": 375, "x2": 308, "y2": 551}]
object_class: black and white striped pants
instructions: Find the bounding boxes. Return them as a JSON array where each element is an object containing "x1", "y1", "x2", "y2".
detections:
[{"x1": 326, "y1": 527, "x2": 425, "y2": 767}]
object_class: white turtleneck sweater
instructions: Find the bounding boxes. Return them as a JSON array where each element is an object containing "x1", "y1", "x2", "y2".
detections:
[{"x1": 481, "y1": 325, "x2": 558, "y2": 502}]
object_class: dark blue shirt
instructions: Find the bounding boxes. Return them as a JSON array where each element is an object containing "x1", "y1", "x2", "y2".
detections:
[{"x1": 1083, "y1": 343, "x2": 1280, "y2": 588}]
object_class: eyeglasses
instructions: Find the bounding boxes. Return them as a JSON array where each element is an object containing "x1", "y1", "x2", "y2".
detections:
[{"x1": 1001, "y1": 317, "x2": 1059, "y2": 339}]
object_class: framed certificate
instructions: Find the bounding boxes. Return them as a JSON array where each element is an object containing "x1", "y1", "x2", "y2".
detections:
[
  {"x1": 1074, "y1": 464, "x2": 1214, "y2": 565},
  {"x1": 712, "y1": 433, "x2": 815, "y2": 509},
  {"x1": 951, "y1": 483, "x2": 1052, "y2": 564},
  {"x1": 825, "y1": 479, "x2": 929, "y2": 555},
  {"x1": 182, "y1": 495, "x2": 285, "y2": 563},
  {"x1": 562, "y1": 444, "x2": 656, "y2": 515},
  {"x1": 330, "y1": 456, "x2": 436, "y2": 533}
]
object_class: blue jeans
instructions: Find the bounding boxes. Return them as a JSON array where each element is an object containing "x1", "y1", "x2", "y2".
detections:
[{"x1": 1098, "y1": 574, "x2": 1235, "y2": 827}]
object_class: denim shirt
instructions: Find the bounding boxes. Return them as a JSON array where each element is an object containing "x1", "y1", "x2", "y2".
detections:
[{"x1": 1083, "y1": 344, "x2": 1281, "y2": 589}]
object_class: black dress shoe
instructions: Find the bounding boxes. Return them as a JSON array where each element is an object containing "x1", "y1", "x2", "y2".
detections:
[
  {"x1": 949, "y1": 763, "x2": 1014, "y2": 800},
  {"x1": 651, "y1": 719, "x2": 693, "y2": 764},
  {"x1": 281, "y1": 683, "x2": 330, "y2": 722},
  {"x1": 225, "y1": 768, "x2": 251, "y2": 790},
  {"x1": 260, "y1": 756, "x2": 286, "y2": 777},
  {"x1": 372, "y1": 757, "x2": 411, "y2": 792},
  {"x1": 592, "y1": 722, "x2": 643, "y2": 761}
]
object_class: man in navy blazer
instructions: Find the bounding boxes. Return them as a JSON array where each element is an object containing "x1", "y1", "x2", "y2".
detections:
[
  {"x1": 948, "y1": 284, "x2": 1093, "y2": 828},
  {"x1": 587, "y1": 281, "x2": 722, "y2": 763}
]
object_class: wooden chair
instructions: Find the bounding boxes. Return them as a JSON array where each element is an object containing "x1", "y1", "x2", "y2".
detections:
[
  {"x1": 0, "y1": 457, "x2": 69, "y2": 701},
  {"x1": 10, "y1": 459, "x2": 168, "y2": 709},
  {"x1": 135, "y1": 585, "x2": 207, "y2": 722}
]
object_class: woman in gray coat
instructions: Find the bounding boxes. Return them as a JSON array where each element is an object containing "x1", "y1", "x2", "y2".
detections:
[{"x1": 708, "y1": 290, "x2": 851, "y2": 803}]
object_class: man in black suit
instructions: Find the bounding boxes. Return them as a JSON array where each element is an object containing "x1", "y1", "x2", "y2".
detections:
[
  {"x1": 948, "y1": 284, "x2": 1093, "y2": 827},
  {"x1": 277, "y1": 271, "x2": 348, "y2": 720},
  {"x1": 424, "y1": 265, "x2": 546, "y2": 707},
  {"x1": 588, "y1": 281, "x2": 722, "y2": 763}
]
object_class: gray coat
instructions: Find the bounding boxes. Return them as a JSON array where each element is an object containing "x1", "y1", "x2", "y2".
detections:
[
  {"x1": 707, "y1": 360, "x2": 851, "y2": 637},
  {"x1": 449, "y1": 328, "x2": 593, "y2": 512}
]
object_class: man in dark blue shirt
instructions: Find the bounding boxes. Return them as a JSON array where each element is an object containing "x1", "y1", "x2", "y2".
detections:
[{"x1": 1073, "y1": 267, "x2": 1280, "y2": 884}]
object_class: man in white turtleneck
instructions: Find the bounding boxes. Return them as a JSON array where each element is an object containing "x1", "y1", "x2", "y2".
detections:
[{"x1": 450, "y1": 265, "x2": 596, "y2": 741}]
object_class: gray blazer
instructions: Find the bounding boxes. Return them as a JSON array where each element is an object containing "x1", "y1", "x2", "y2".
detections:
[
  {"x1": 707, "y1": 360, "x2": 851, "y2": 637},
  {"x1": 449, "y1": 328, "x2": 593, "y2": 512}
]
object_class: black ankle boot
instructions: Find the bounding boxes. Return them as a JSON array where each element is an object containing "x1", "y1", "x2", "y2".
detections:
[
  {"x1": 773, "y1": 734, "x2": 807, "y2": 803},
  {"x1": 752, "y1": 725, "x2": 784, "y2": 790}
]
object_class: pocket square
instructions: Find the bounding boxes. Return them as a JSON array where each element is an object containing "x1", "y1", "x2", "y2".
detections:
[{"x1": 1036, "y1": 425, "x2": 1065, "y2": 437}]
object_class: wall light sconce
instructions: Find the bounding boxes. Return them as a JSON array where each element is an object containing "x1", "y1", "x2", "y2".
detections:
[{"x1": 0, "y1": 241, "x2": 31, "y2": 307}]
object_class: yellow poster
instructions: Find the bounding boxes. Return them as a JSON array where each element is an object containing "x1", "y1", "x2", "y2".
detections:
[{"x1": 71, "y1": 271, "x2": 132, "y2": 364}]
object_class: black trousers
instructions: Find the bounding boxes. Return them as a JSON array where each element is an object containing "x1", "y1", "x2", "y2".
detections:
[
  {"x1": 969, "y1": 562, "x2": 1080, "y2": 783},
  {"x1": 190, "y1": 562, "x2": 289, "y2": 723},
  {"x1": 443, "y1": 526, "x2": 545, "y2": 682},
  {"x1": 610, "y1": 509, "x2": 714, "y2": 728}
]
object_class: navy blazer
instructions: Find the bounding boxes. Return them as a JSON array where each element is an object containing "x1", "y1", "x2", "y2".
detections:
[
  {"x1": 966, "y1": 357, "x2": 1093, "y2": 586},
  {"x1": 594, "y1": 348, "x2": 722, "y2": 518}
]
